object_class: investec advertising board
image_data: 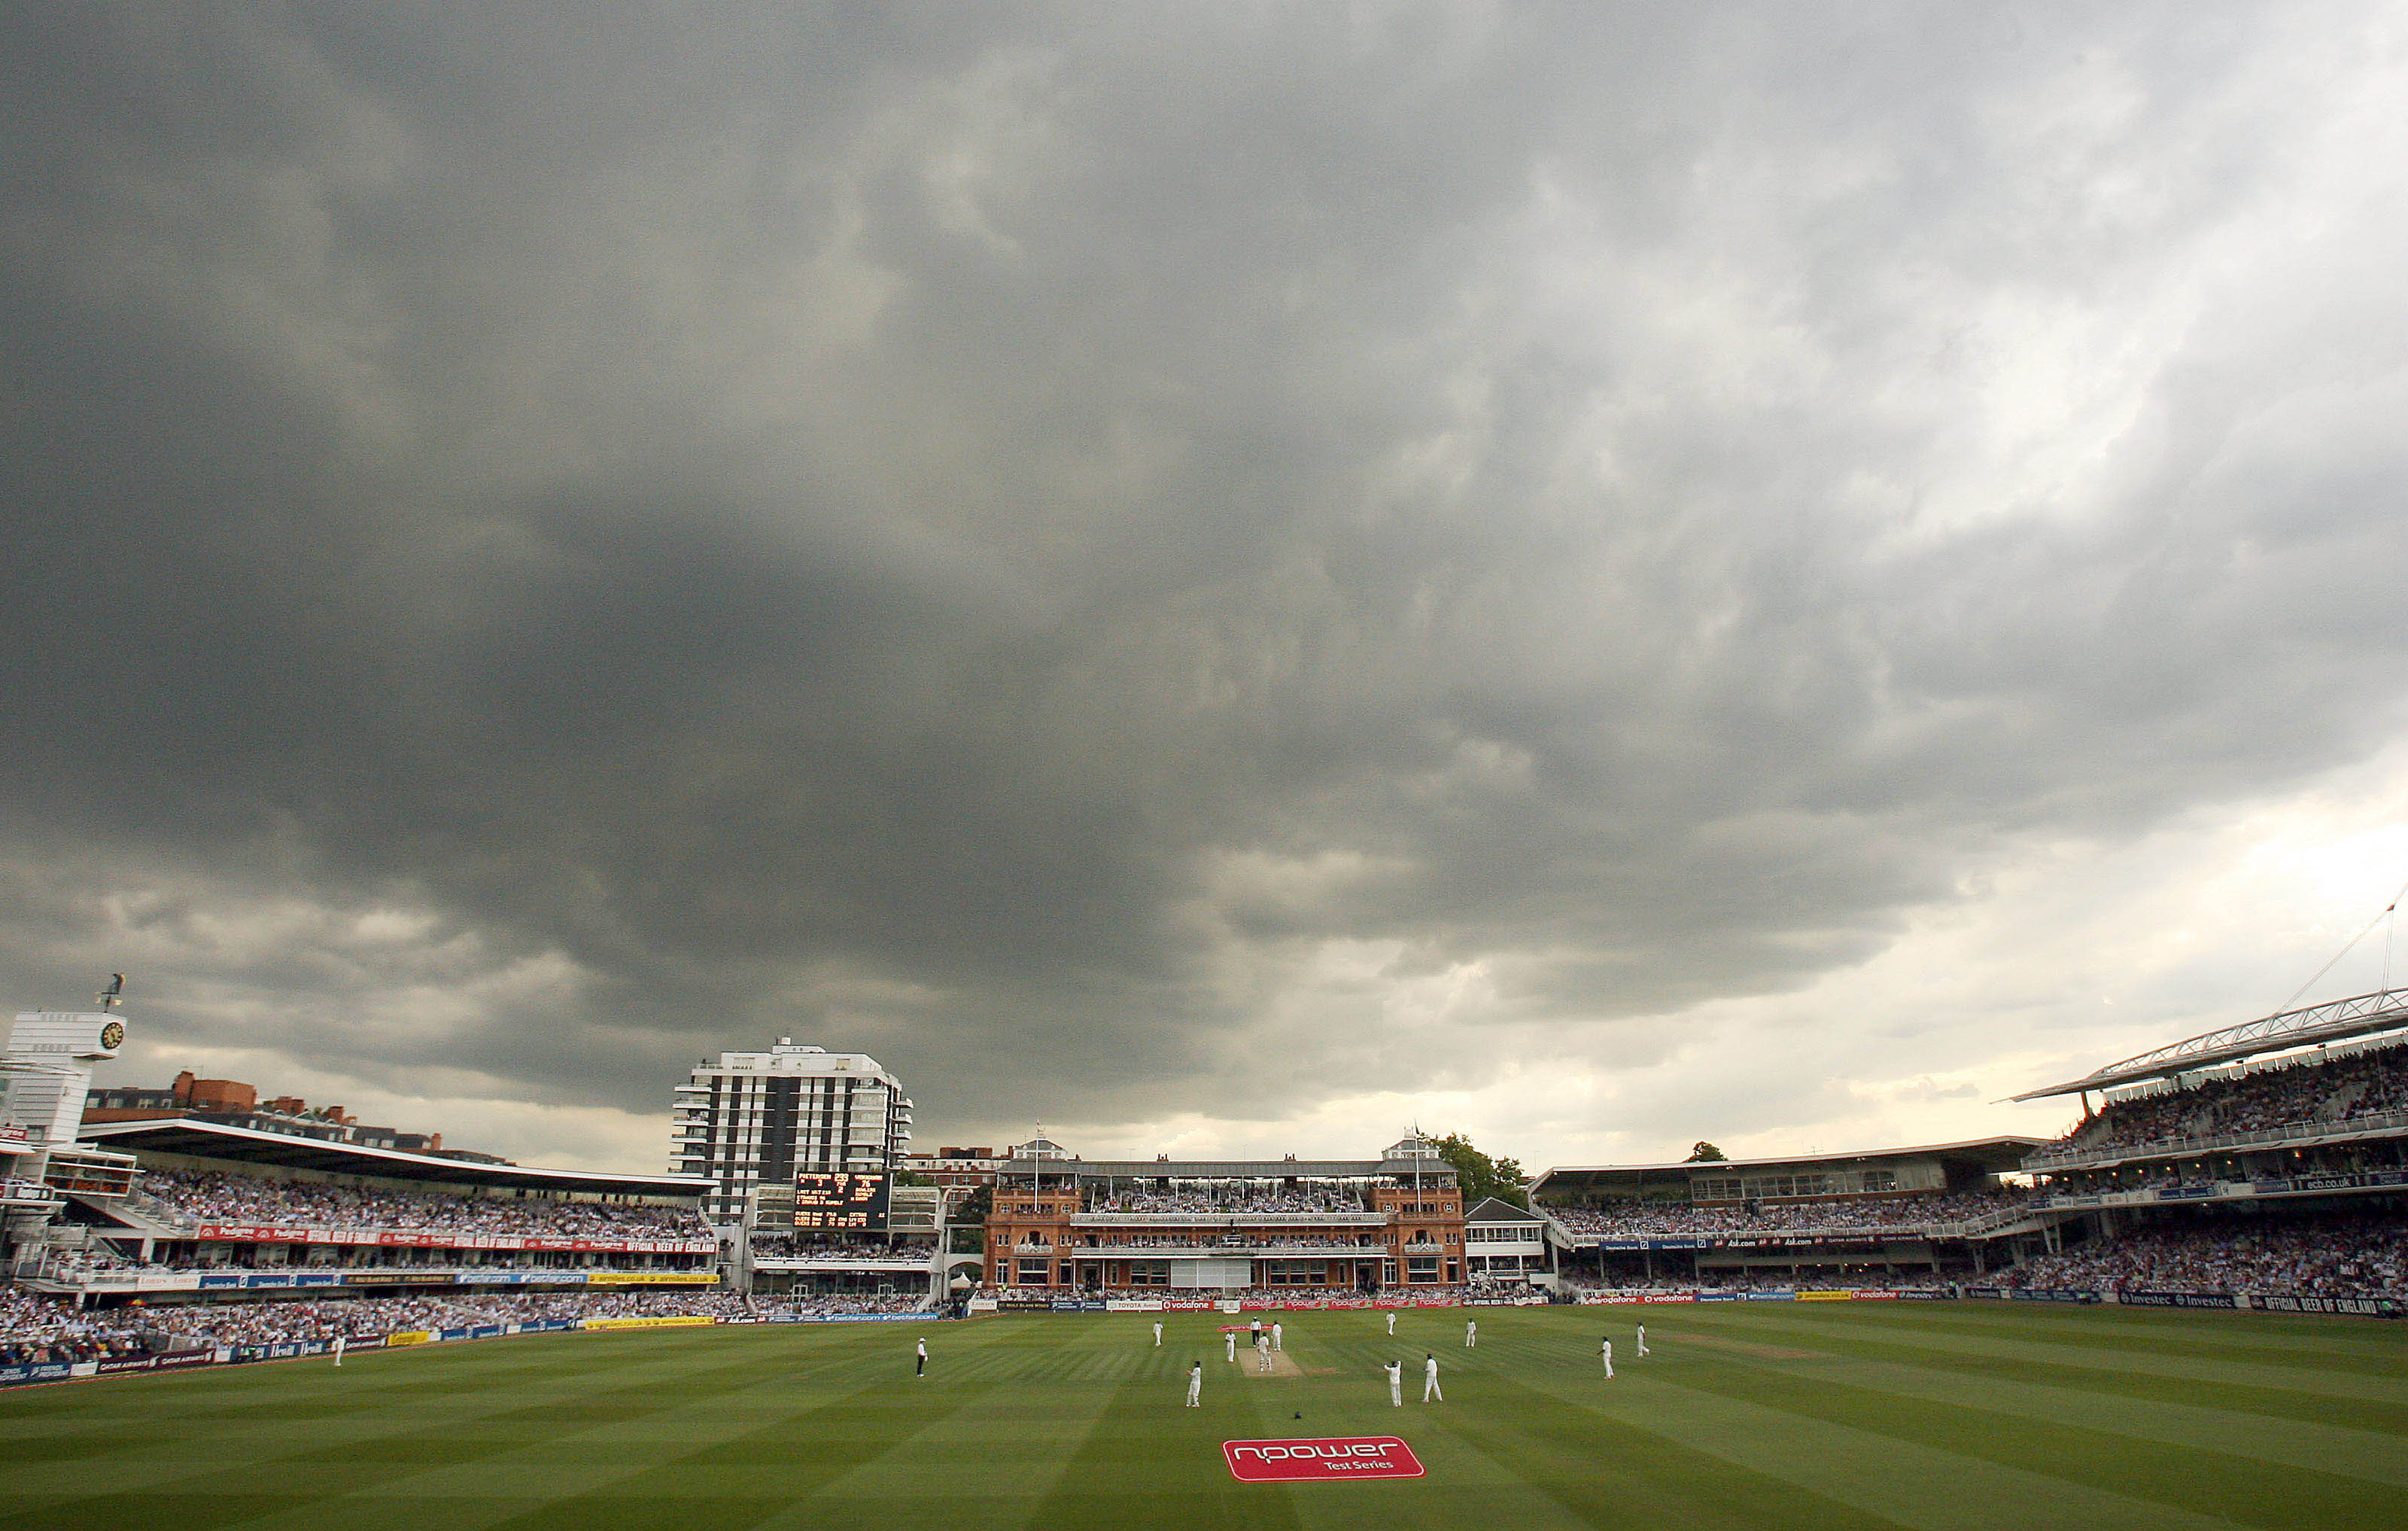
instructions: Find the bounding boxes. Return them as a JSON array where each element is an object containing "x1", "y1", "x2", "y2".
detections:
[{"x1": 1224, "y1": 1437, "x2": 1425, "y2": 1483}]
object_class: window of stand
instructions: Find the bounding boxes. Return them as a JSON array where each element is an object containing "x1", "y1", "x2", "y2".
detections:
[
  {"x1": 1261, "y1": 1260, "x2": 1330, "y2": 1286},
  {"x1": 1692, "y1": 1169, "x2": 1901, "y2": 1202}
]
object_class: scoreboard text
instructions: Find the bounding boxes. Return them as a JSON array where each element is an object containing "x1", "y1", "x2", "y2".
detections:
[{"x1": 792, "y1": 1173, "x2": 891, "y2": 1231}]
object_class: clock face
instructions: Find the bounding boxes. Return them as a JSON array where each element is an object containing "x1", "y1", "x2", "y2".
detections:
[{"x1": 99, "y1": 1021, "x2": 124, "y2": 1050}]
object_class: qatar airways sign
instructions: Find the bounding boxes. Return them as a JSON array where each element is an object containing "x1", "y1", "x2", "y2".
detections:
[{"x1": 1222, "y1": 1436, "x2": 1425, "y2": 1483}]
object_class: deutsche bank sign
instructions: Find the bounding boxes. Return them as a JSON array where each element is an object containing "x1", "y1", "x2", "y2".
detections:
[{"x1": 1222, "y1": 1436, "x2": 1426, "y2": 1482}]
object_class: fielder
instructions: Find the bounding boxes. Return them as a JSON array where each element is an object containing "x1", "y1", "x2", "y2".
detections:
[
  {"x1": 1225, "y1": 1329, "x2": 1237, "y2": 1363},
  {"x1": 1422, "y1": 1353, "x2": 1443, "y2": 1402},
  {"x1": 1601, "y1": 1337, "x2": 1613, "y2": 1379},
  {"x1": 1187, "y1": 1360, "x2": 1203, "y2": 1407},
  {"x1": 1272, "y1": 1321, "x2": 1283, "y2": 1351},
  {"x1": 1383, "y1": 1357, "x2": 1403, "y2": 1406},
  {"x1": 1256, "y1": 1335, "x2": 1272, "y2": 1372},
  {"x1": 1153, "y1": 1321, "x2": 1163, "y2": 1347},
  {"x1": 916, "y1": 1338, "x2": 928, "y2": 1377},
  {"x1": 1635, "y1": 1324, "x2": 1648, "y2": 1358},
  {"x1": 330, "y1": 1335, "x2": 345, "y2": 1368},
  {"x1": 1385, "y1": 1310, "x2": 1396, "y2": 1336},
  {"x1": 1465, "y1": 1318, "x2": 1477, "y2": 1347}
]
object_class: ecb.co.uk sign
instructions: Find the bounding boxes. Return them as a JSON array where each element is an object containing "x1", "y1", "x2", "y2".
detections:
[{"x1": 1223, "y1": 1436, "x2": 1424, "y2": 1483}]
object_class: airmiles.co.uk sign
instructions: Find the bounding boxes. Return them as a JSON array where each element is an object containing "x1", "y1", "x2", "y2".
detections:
[{"x1": 1222, "y1": 1436, "x2": 1425, "y2": 1482}]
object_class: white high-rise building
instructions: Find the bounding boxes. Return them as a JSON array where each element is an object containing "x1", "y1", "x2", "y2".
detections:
[{"x1": 669, "y1": 1039, "x2": 913, "y2": 1223}]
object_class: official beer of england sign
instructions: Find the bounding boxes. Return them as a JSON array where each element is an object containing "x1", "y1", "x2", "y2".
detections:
[{"x1": 1222, "y1": 1436, "x2": 1425, "y2": 1482}]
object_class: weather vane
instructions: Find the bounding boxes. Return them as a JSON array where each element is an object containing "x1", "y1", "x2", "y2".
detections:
[{"x1": 97, "y1": 972, "x2": 126, "y2": 1009}]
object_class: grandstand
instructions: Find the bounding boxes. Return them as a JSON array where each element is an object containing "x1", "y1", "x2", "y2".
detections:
[
  {"x1": 742, "y1": 1179, "x2": 945, "y2": 1304},
  {"x1": 981, "y1": 1134, "x2": 1487, "y2": 1296},
  {"x1": 1518, "y1": 992, "x2": 2408, "y2": 1304},
  {"x1": 14, "y1": 1116, "x2": 720, "y2": 1303},
  {"x1": 1997, "y1": 987, "x2": 2408, "y2": 1301},
  {"x1": 1532, "y1": 1139, "x2": 2045, "y2": 1288},
  {"x1": 0, "y1": 1004, "x2": 839, "y2": 1371}
]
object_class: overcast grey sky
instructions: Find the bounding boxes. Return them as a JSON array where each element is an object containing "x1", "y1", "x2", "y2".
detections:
[{"x1": 7, "y1": 3, "x2": 2408, "y2": 1172}]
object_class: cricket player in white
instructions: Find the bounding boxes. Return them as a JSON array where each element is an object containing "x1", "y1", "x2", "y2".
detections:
[
  {"x1": 1635, "y1": 1324, "x2": 1647, "y2": 1358},
  {"x1": 331, "y1": 1335, "x2": 345, "y2": 1367},
  {"x1": 1187, "y1": 1361, "x2": 1202, "y2": 1407},
  {"x1": 1422, "y1": 1353, "x2": 1443, "y2": 1402},
  {"x1": 1271, "y1": 1321, "x2": 1283, "y2": 1351},
  {"x1": 1464, "y1": 1318, "x2": 1477, "y2": 1347},
  {"x1": 1225, "y1": 1329, "x2": 1237, "y2": 1363},
  {"x1": 1256, "y1": 1335, "x2": 1272, "y2": 1372},
  {"x1": 1601, "y1": 1338, "x2": 1613, "y2": 1378},
  {"x1": 1383, "y1": 1358, "x2": 1402, "y2": 1406},
  {"x1": 1152, "y1": 1321, "x2": 1163, "y2": 1347},
  {"x1": 1385, "y1": 1310, "x2": 1396, "y2": 1336},
  {"x1": 916, "y1": 1338, "x2": 928, "y2": 1377}
]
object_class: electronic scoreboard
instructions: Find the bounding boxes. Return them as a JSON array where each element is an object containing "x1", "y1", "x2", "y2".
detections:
[{"x1": 792, "y1": 1172, "x2": 891, "y2": 1231}]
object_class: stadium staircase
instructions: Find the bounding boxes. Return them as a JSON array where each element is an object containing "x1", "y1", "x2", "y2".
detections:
[
  {"x1": 1937, "y1": 1202, "x2": 2063, "y2": 1240},
  {"x1": 70, "y1": 1185, "x2": 197, "y2": 1240}
]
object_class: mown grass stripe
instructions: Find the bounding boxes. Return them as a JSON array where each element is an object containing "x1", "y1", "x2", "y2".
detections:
[
  {"x1": 1713, "y1": 1319, "x2": 2408, "y2": 1449},
  {"x1": 0, "y1": 1307, "x2": 2397, "y2": 1531},
  {"x1": 1434, "y1": 1363, "x2": 1903, "y2": 1531},
  {"x1": 1669, "y1": 1352, "x2": 2399, "y2": 1530},
  {"x1": 0, "y1": 1335, "x2": 760, "y2": 1510},
  {"x1": 1029, "y1": 1363, "x2": 1304, "y2": 1531},
  {"x1": 1771, "y1": 1302, "x2": 2408, "y2": 1372},
  {"x1": 1513, "y1": 1350, "x2": 2251, "y2": 1531},
  {"x1": 1658, "y1": 1307, "x2": 2408, "y2": 1404}
]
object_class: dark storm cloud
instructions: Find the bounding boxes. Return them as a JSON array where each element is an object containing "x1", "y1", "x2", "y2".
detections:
[{"x1": 5, "y1": 3, "x2": 2406, "y2": 1150}]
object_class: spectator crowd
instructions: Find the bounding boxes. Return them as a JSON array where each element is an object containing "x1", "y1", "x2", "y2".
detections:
[
  {"x1": 1561, "y1": 1269, "x2": 1957, "y2": 1293},
  {"x1": 2060, "y1": 1041, "x2": 2408, "y2": 1157},
  {"x1": 2, "y1": 1284, "x2": 929, "y2": 1364},
  {"x1": 1546, "y1": 1190, "x2": 2023, "y2": 1237},
  {"x1": 1084, "y1": 1186, "x2": 1370, "y2": 1215},
  {"x1": 2002, "y1": 1213, "x2": 2408, "y2": 1298},
  {"x1": 749, "y1": 1234, "x2": 929, "y2": 1262},
  {"x1": 138, "y1": 1170, "x2": 709, "y2": 1240},
  {"x1": 1008, "y1": 1231, "x2": 1385, "y2": 1252},
  {"x1": 0, "y1": 1288, "x2": 156, "y2": 1367}
]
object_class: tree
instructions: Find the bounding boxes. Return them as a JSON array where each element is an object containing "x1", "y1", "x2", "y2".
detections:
[
  {"x1": 946, "y1": 1183, "x2": 993, "y2": 1254},
  {"x1": 1431, "y1": 1132, "x2": 1528, "y2": 1208},
  {"x1": 1685, "y1": 1141, "x2": 1727, "y2": 1163}
]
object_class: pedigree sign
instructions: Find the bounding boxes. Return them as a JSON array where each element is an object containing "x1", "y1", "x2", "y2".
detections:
[{"x1": 1222, "y1": 1436, "x2": 1424, "y2": 1483}]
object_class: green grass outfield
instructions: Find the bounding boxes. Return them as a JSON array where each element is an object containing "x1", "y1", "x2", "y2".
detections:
[{"x1": 3, "y1": 1301, "x2": 2405, "y2": 1530}]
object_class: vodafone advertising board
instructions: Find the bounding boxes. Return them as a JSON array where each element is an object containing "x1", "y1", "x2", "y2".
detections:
[{"x1": 1223, "y1": 1437, "x2": 1425, "y2": 1483}]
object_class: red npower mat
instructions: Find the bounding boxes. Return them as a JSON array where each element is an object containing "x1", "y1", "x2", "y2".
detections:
[{"x1": 1222, "y1": 1436, "x2": 1426, "y2": 1482}]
